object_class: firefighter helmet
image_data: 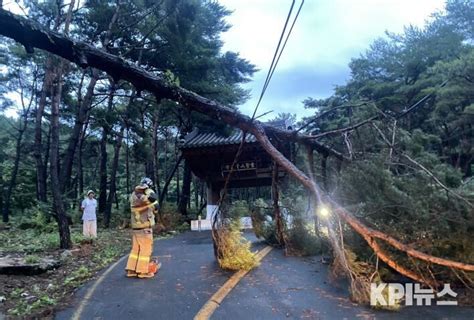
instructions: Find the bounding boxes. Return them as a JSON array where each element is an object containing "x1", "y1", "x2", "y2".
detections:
[{"x1": 140, "y1": 177, "x2": 153, "y2": 188}]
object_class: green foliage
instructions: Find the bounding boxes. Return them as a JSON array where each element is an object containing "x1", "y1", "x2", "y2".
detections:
[
  {"x1": 24, "y1": 254, "x2": 41, "y2": 264},
  {"x1": 295, "y1": 0, "x2": 474, "y2": 287},
  {"x1": 0, "y1": 0, "x2": 256, "y2": 249},
  {"x1": 7, "y1": 283, "x2": 58, "y2": 317},
  {"x1": 249, "y1": 198, "x2": 280, "y2": 245},
  {"x1": 228, "y1": 200, "x2": 249, "y2": 219},
  {"x1": 16, "y1": 203, "x2": 56, "y2": 232},
  {"x1": 286, "y1": 216, "x2": 323, "y2": 256},
  {"x1": 64, "y1": 266, "x2": 92, "y2": 286},
  {"x1": 0, "y1": 228, "x2": 60, "y2": 253}
]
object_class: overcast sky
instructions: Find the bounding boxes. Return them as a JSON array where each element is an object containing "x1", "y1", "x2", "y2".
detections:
[{"x1": 218, "y1": 0, "x2": 445, "y2": 120}]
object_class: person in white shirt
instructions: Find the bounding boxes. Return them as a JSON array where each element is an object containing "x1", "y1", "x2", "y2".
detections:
[{"x1": 81, "y1": 190, "x2": 98, "y2": 238}]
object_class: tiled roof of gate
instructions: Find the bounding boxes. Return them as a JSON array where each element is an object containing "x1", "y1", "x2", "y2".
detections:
[{"x1": 180, "y1": 129, "x2": 257, "y2": 149}]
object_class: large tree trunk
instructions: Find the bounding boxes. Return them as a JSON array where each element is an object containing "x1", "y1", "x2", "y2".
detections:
[
  {"x1": 32, "y1": 4, "x2": 64, "y2": 203},
  {"x1": 151, "y1": 115, "x2": 161, "y2": 195},
  {"x1": 125, "y1": 127, "x2": 130, "y2": 193},
  {"x1": 321, "y1": 154, "x2": 328, "y2": 191},
  {"x1": 98, "y1": 83, "x2": 116, "y2": 215},
  {"x1": 305, "y1": 145, "x2": 320, "y2": 236},
  {"x1": 3, "y1": 10, "x2": 474, "y2": 277},
  {"x1": 0, "y1": 166, "x2": 3, "y2": 221},
  {"x1": 98, "y1": 126, "x2": 108, "y2": 215},
  {"x1": 50, "y1": 0, "x2": 75, "y2": 249},
  {"x1": 2, "y1": 117, "x2": 26, "y2": 223},
  {"x1": 34, "y1": 59, "x2": 53, "y2": 203},
  {"x1": 50, "y1": 66, "x2": 71, "y2": 249},
  {"x1": 104, "y1": 126, "x2": 124, "y2": 228},
  {"x1": 145, "y1": 159, "x2": 154, "y2": 181},
  {"x1": 175, "y1": 166, "x2": 180, "y2": 205},
  {"x1": 61, "y1": 2, "x2": 120, "y2": 196},
  {"x1": 178, "y1": 160, "x2": 192, "y2": 217},
  {"x1": 77, "y1": 114, "x2": 90, "y2": 197},
  {"x1": 60, "y1": 70, "x2": 99, "y2": 195},
  {"x1": 159, "y1": 154, "x2": 183, "y2": 207}
]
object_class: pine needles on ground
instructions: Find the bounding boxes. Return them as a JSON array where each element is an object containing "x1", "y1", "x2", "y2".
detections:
[{"x1": 215, "y1": 220, "x2": 259, "y2": 271}]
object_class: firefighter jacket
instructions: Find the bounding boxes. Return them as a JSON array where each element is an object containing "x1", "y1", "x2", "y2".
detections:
[{"x1": 130, "y1": 185, "x2": 158, "y2": 229}]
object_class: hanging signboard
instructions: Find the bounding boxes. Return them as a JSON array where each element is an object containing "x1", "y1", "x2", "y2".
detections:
[{"x1": 221, "y1": 161, "x2": 257, "y2": 173}]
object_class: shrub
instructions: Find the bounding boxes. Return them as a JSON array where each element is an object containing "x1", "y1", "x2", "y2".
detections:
[
  {"x1": 286, "y1": 216, "x2": 323, "y2": 256},
  {"x1": 228, "y1": 200, "x2": 250, "y2": 219}
]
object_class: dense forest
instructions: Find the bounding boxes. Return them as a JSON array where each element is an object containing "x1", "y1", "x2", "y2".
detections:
[
  {"x1": 0, "y1": 0, "x2": 473, "y2": 307},
  {"x1": 0, "y1": 0, "x2": 257, "y2": 242}
]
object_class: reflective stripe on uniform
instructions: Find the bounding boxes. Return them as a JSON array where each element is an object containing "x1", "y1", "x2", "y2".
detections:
[
  {"x1": 132, "y1": 221, "x2": 151, "y2": 229},
  {"x1": 128, "y1": 253, "x2": 148, "y2": 261}
]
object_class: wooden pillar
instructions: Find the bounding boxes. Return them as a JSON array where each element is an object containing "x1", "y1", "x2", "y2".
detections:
[{"x1": 206, "y1": 181, "x2": 220, "y2": 221}]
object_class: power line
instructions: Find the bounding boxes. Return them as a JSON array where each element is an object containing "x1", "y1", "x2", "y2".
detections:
[{"x1": 251, "y1": 0, "x2": 305, "y2": 121}]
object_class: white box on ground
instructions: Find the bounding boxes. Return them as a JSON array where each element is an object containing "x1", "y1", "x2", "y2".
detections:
[
  {"x1": 190, "y1": 217, "x2": 253, "y2": 231},
  {"x1": 190, "y1": 219, "x2": 212, "y2": 231}
]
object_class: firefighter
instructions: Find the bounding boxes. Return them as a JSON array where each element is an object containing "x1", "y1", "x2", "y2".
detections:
[{"x1": 126, "y1": 177, "x2": 161, "y2": 278}]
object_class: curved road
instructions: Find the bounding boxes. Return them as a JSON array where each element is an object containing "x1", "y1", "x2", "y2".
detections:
[{"x1": 56, "y1": 231, "x2": 474, "y2": 320}]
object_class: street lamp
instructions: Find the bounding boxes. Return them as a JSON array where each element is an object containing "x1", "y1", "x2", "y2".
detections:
[{"x1": 317, "y1": 205, "x2": 330, "y2": 218}]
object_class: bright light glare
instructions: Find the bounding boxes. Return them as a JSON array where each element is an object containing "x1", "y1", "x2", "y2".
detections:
[{"x1": 317, "y1": 205, "x2": 330, "y2": 218}]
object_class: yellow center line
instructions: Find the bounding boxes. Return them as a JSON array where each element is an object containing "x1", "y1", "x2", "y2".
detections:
[{"x1": 194, "y1": 245, "x2": 273, "y2": 320}]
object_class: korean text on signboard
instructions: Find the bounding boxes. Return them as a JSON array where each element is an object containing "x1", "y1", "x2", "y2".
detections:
[{"x1": 222, "y1": 161, "x2": 257, "y2": 173}]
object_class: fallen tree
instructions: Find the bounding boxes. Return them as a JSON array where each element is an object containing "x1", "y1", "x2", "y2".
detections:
[{"x1": 1, "y1": 9, "x2": 472, "y2": 285}]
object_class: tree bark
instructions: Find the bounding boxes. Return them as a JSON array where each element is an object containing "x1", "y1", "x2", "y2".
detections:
[
  {"x1": 321, "y1": 154, "x2": 328, "y2": 191},
  {"x1": 77, "y1": 113, "x2": 90, "y2": 197},
  {"x1": 104, "y1": 126, "x2": 124, "y2": 228},
  {"x1": 151, "y1": 114, "x2": 161, "y2": 195},
  {"x1": 0, "y1": 166, "x2": 3, "y2": 221},
  {"x1": 125, "y1": 127, "x2": 130, "y2": 193},
  {"x1": 98, "y1": 126, "x2": 109, "y2": 215},
  {"x1": 32, "y1": 3, "x2": 65, "y2": 203},
  {"x1": 3, "y1": 119, "x2": 26, "y2": 222},
  {"x1": 176, "y1": 162, "x2": 180, "y2": 205},
  {"x1": 50, "y1": 66, "x2": 71, "y2": 249},
  {"x1": 178, "y1": 160, "x2": 192, "y2": 217},
  {"x1": 34, "y1": 58, "x2": 53, "y2": 203},
  {"x1": 305, "y1": 145, "x2": 319, "y2": 236},
  {"x1": 159, "y1": 154, "x2": 183, "y2": 207},
  {"x1": 98, "y1": 83, "x2": 116, "y2": 215},
  {"x1": 48, "y1": 0, "x2": 76, "y2": 249},
  {"x1": 60, "y1": 69, "x2": 99, "y2": 194},
  {"x1": 61, "y1": 2, "x2": 120, "y2": 197}
]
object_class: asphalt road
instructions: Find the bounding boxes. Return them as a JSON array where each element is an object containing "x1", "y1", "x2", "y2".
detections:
[
  {"x1": 56, "y1": 231, "x2": 474, "y2": 320},
  {"x1": 213, "y1": 249, "x2": 474, "y2": 319},
  {"x1": 56, "y1": 231, "x2": 234, "y2": 319}
]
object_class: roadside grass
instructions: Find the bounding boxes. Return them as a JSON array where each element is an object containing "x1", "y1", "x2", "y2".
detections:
[{"x1": 0, "y1": 227, "x2": 131, "y2": 319}]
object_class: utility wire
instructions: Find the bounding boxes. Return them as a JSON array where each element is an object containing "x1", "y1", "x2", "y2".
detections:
[
  {"x1": 212, "y1": 1, "x2": 305, "y2": 231},
  {"x1": 263, "y1": 0, "x2": 304, "y2": 107},
  {"x1": 251, "y1": 0, "x2": 304, "y2": 121}
]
